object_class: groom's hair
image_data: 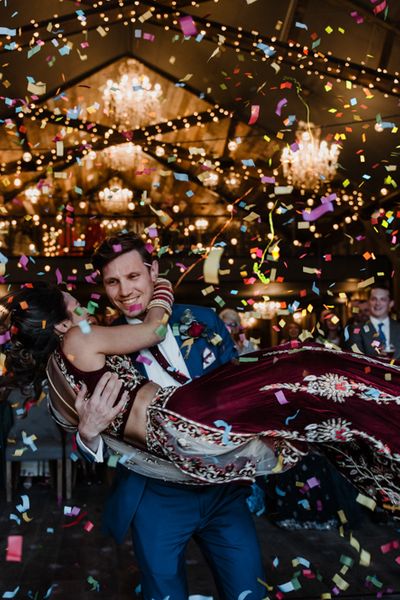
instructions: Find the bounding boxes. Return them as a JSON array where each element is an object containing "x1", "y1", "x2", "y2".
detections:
[{"x1": 92, "y1": 231, "x2": 153, "y2": 274}]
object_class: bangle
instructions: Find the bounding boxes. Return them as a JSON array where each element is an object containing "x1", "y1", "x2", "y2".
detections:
[{"x1": 147, "y1": 299, "x2": 172, "y2": 315}]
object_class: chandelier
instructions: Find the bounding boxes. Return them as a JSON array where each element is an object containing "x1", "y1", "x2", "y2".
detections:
[
  {"x1": 198, "y1": 171, "x2": 219, "y2": 188},
  {"x1": 103, "y1": 62, "x2": 163, "y2": 128},
  {"x1": 225, "y1": 173, "x2": 241, "y2": 191},
  {"x1": 281, "y1": 121, "x2": 340, "y2": 190},
  {"x1": 98, "y1": 177, "x2": 133, "y2": 214},
  {"x1": 24, "y1": 186, "x2": 40, "y2": 203},
  {"x1": 101, "y1": 142, "x2": 144, "y2": 171}
]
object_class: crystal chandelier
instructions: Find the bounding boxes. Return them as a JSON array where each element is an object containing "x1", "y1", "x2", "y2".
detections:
[
  {"x1": 24, "y1": 186, "x2": 40, "y2": 203},
  {"x1": 281, "y1": 121, "x2": 340, "y2": 190},
  {"x1": 225, "y1": 173, "x2": 241, "y2": 191},
  {"x1": 198, "y1": 171, "x2": 219, "y2": 188},
  {"x1": 101, "y1": 142, "x2": 144, "y2": 171},
  {"x1": 98, "y1": 177, "x2": 133, "y2": 214},
  {"x1": 103, "y1": 62, "x2": 163, "y2": 128}
]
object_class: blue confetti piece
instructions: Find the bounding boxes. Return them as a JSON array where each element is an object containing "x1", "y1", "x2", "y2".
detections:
[
  {"x1": 257, "y1": 42, "x2": 276, "y2": 57},
  {"x1": 2, "y1": 587, "x2": 20, "y2": 599},
  {"x1": 173, "y1": 172, "x2": 189, "y2": 181},
  {"x1": 241, "y1": 159, "x2": 255, "y2": 167},
  {"x1": 214, "y1": 419, "x2": 233, "y2": 445},
  {"x1": 0, "y1": 27, "x2": 17, "y2": 36},
  {"x1": 285, "y1": 409, "x2": 300, "y2": 425},
  {"x1": 238, "y1": 592, "x2": 253, "y2": 600}
]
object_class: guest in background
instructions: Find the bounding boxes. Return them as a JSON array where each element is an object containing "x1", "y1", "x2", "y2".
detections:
[
  {"x1": 345, "y1": 283, "x2": 400, "y2": 358},
  {"x1": 279, "y1": 319, "x2": 302, "y2": 345},
  {"x1": 314, "y1": 308, "x2": 344, "y2": 349},
  {"x1": 346, "y1": 297, "x2": 369, "y2": 329},
  {"x1": 219, "y1": 308, "x2": 258, "y2": 355}
]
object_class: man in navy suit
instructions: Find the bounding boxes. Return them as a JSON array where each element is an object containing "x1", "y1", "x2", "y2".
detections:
[
  {"x1": 346, "y1": 284, "x2": 400, "y2": 358},
  {"x1": 76, "y1": 231, "x2": 266, "y2": 600}
]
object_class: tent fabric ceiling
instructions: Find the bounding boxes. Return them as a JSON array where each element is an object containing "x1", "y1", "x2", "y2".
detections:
[{"x1": 0, "y1": 0, "x2": 399, "y2": 259}]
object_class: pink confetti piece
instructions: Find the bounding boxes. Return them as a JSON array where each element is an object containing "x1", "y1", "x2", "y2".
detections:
[
  {"x1": 18, "y1": 255, "x2": 28, "y2": 271},
  {"x1": 306, "y1": 476, "x2": 320, "y2": 488},
  {"x1": 350, "y1": 10, "x2": 364, "y2": 23},
  {"x1": 179, "y1": 15, "x2": 197, "y2": 37},
  {"x1": 112, "y1": 244, "x2": 122, "y2": 252},
  {"x1": 0, "y1": 330, "x2": 11, "y2": 344},
  {"x1": 127, "y1": 303, "x2": 142, "y2": 312},
  {"x1": 275, "y1": 98, "x2": 288, "y2": 116},
  {"x1": 380, "y1": 540, "x2": 399, "y2": 553},
  {"x1": 261, "y1": 176, "x2": 276, "y2": 184},
  {"x1": 248, "y1": 104, "x2": 260, "y2": 125},
  {"x1": 84, "y1": 521, "x2": 94, "y2": 532},
  {"x1": 55, "y1": 268, "x2": 63, "y2": 284},
  {"x1": 143, "y1": 33, "x2": 155, "y2": 41},
  {"x1": 302, "y1": 201, "x2": 334, "y2": 222},
  {"x1": 373, "y1": 0, "x2": 386, "y2": 14},
  {"x1": 136, "y1": 354, "x2": 153, "y2": 366},
  {"x1": 6, "y1": 535, "x2": 23, "y2": 562},
  {"x1": 275, "y1": 390, "x2": 289, "y2": 404}
]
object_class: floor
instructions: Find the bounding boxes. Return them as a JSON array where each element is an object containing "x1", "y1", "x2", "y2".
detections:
[{"x1": 1, "y1": 468, "x2": 399, "y2": 600}]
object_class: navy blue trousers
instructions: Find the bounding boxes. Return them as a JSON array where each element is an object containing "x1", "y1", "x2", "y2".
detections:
[{"x1": 131, "y1": 479, "x2": 266, "y2": 600}]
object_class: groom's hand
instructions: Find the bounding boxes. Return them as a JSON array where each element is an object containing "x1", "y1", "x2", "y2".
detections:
[{"x1": 76, "y1": 372, "x2": 128, "y2": 450}]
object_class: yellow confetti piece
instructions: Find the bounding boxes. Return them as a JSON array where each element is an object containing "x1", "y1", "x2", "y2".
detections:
[
  {"x1": 337, "y1": 510, "x2": 348, "y2": 524},
  {"x1": 325, "y1": 25, "x2": 333, "y2": 34},
  {"x1": 357, "y1": 276, "x2": 375, "y2": 288},
  {"x1": 243, "y1": 211, "x2": 260, "y2": 222},
  {"x1": 350, "y1": 533, "x2": 361, "y2": 552},
  {"x1": 360, "y1": 549, "x2": 371, "y2": 566},
  {"x1": 22, "y1": 512, "x2": 33, "y2": 523},
  {"x1": 384, "y1": 372, "x2": 392, "y2": 381},
  {"x1": 332, "y1": 574, "x2": 349, "y2": 590},
  {"x1": 201, "y1": 286, "x2": 215, "y2": 296},
  {"x1": 203, "y1": 246, "x2": 224, "y2": 284},
  {"x1": 96, "y1": 25, "x2": 107, "y2": 37},
  {"x1": 13, "y1": 449, "x2": 26, "y2": 457}
]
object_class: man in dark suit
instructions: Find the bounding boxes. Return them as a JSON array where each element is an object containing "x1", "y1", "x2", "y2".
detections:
[
  {"x1": 346, "y1": 284, "x2": 400, "y2": 358},
  {"x1": 75, "y1": 232, "x2": 266, "y2": 600}
]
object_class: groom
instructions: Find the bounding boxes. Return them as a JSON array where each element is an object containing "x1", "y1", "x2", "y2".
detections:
[{"x1": 76, "y1": 231, "x2": 266, "y2": 600}]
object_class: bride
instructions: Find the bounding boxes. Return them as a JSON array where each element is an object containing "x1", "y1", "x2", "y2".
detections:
[{"x1": 1, "y1": 282, "x2": 399, "y2": 515}]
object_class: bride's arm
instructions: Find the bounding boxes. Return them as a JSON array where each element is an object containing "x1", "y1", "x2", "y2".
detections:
[{"x1": 64, "y1": 278, "x2": 174, "y2": 361}]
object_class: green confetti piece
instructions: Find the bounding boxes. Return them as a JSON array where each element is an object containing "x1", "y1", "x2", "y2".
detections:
[{"x1": 155, "y1": 324, "x2": 167, "y2": 338}]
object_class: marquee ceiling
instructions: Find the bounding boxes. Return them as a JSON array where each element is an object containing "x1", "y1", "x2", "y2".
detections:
[{"x1": 0, "y1": 0, "x2": 399, "y2": 264}]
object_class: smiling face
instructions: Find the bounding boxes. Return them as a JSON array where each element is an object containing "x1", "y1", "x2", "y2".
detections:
[
  {"x1": 368, "y1": 288, "x2": 393, "y2": 320},
  {"x1": 102, "y1": 250, "x2": 158, "y2": 318}
]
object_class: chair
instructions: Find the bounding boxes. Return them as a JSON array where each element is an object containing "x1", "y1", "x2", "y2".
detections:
[{"x1": 5, "y1": 388, "x2": 73, "y2": 502}]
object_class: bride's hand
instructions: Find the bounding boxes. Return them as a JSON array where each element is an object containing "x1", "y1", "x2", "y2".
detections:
[{"x1": 76, "y1": 372, "x2": 128, "y2": 448}]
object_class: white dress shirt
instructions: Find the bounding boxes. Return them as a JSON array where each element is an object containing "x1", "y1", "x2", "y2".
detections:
[{"x1": 77, "y1": 322, "x2": 190, "y2": 461}]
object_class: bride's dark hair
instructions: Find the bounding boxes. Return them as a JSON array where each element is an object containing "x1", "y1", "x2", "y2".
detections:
[{"x1": 0, "y1": 283, "x2": 68, "y2": 401}]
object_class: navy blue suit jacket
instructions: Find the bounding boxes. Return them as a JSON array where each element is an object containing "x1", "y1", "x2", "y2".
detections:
[{"x1": 102, "y1": 303, "x2": 237, "y2": 542}]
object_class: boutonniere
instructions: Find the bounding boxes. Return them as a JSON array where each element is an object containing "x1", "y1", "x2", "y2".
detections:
[{"x1": 177, "y1": 309, "x2": 208, "y2": 341}]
